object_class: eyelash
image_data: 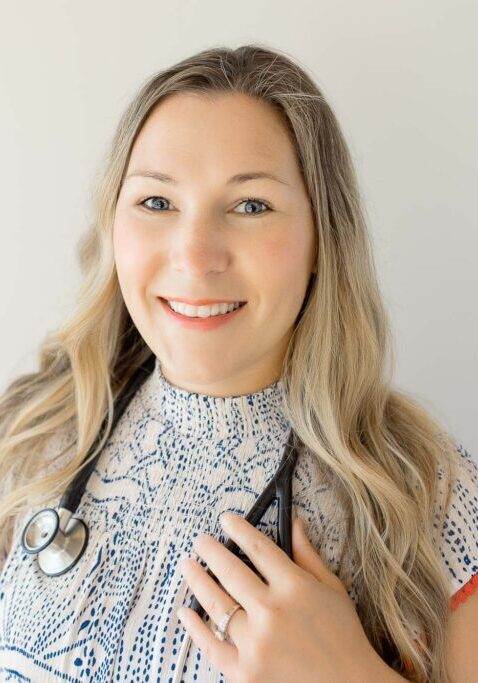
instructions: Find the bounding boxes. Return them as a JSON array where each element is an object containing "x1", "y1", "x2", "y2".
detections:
[{"x1": 138, "y1": 196, "x2": 273, "y2": 216}]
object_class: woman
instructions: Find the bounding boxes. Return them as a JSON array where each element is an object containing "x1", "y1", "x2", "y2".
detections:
[{"x1": 0, "y1": 45, "x2": 476, "y2": 682}]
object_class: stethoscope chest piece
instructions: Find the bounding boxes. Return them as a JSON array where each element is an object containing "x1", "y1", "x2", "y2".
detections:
[
  {"x1": 19, "y1": 356, "x2": 157, "y2": 579},
  {"x1": 21, "y1": 507, "x2": 89, "y2": 577}
]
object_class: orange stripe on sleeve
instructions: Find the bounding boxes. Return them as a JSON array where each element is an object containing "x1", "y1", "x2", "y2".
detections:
[
  {"x1": 450, "y1": 572, "x2": 478, "y2": 610},
  {"x1": 400, "y1": 573, "x2": 478, "y2": 677}
]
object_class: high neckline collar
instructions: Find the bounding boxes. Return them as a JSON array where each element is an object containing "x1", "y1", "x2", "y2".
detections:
[{"x1": 139, "y1": 356, "x2": 290, "y2": 440}]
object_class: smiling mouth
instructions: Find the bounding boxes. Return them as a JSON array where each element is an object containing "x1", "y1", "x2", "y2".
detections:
[{"x1": 159, "y1": 298, "x2": 247, "y2": 318}]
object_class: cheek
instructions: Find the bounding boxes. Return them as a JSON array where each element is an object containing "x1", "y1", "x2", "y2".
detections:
[
  {"x1": 258, "y1": 230, "x2": 310, "y2": 290},
  {"x1": 113, "y1": 217, "x2": 154, "y2": 285}
]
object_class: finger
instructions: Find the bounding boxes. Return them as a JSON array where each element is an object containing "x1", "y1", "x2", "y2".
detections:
[
  {"x1": 177, "y1": 604, "x2": 239, "y2": 679},
  {"x1": 292, "y1": 518, "x2": 348, "y2": 594},
  {"x1": 219, "y1": 512, "x2": 303, "y2": 590},
  {"x1": 192, "y1": 529, "x2": 268, "y2": 611},
  {"x1": 179, "y1": 557, "x2": 248, "y2": 647}
]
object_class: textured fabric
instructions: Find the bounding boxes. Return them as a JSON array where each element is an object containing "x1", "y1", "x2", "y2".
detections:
[
  {"x1": 0, "y1": 356, "x2": 476, "y2": 682},
  {"x1": 437, "y1": 443, "x2": 478, "y2": 595}
]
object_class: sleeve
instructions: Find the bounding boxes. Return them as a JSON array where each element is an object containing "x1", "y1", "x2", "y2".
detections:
[
  {"x1": 401, "y1": 443, "x2": 478, "y2": 676},
  {"x1": 435, "y1": 442, "x2": 478, "y2": 611}
]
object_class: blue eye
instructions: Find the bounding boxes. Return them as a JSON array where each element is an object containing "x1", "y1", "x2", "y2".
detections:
[
  {"x1": 140, "y1": 196, "x2": 171, "y2": 211},
  {"x1": 235, "y1": 198, "x2": 272, "y2": 215},
  {"x1": 139, "y1": 196, "x2": 272, "y2": 215}
]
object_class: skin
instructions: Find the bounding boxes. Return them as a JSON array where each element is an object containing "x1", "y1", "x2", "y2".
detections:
[
  {"x1": 113, "y1": 91, "x2": 317, "y2": 397},
  {"x1": 177, "y1": 513, "x2": 406, "y2": 682},
  {"x1": 111, "y1": 91, "x2": 477, "y2": 680}
]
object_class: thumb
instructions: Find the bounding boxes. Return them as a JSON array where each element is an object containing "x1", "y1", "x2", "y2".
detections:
[{"x1": 292, "y1": 517, "x2": 346, "y2": 593}]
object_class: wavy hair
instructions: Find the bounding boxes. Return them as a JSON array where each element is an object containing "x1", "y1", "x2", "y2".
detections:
[{"x1": 0, "y1": 44, "x2": 460, "y2": 681}]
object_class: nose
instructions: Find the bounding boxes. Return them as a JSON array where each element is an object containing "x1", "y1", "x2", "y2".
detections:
[{"x1": 167, "y1": 216, "x2": 232, "y2": 278}]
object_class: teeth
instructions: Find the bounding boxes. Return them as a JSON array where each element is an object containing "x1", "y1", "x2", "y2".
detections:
[{"x1": 167, "y1": 301, "x2": 243, "y2": 318}]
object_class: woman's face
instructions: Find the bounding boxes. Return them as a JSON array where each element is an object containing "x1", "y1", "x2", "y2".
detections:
[{"x1": 113, "y1": 92, "x2": 317, "y2": 397}]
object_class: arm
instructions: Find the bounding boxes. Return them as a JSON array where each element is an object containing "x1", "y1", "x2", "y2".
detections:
[
  {"x1": 445, "y1": 588, "x2": 478, "y2": 683},
  {"x1": 370, "y1": 586, "x2": 478, "y2": 683}
]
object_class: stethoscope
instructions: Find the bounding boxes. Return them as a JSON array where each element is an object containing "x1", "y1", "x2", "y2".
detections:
[{"x1": 20, "y1": 353, "x2": 300, "y2": 682}]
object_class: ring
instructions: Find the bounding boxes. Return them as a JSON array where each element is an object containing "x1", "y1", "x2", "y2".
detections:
[{"x1": 213, "y1": 603, "x2": 243, "y2": 641}]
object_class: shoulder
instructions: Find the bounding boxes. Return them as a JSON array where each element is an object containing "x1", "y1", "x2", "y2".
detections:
[
  {"x1": 435, "y1": 446, "x2": 478, "y2": 681},
  {"x1": 434, "y1": 441, "x2": 478, "y2": 608}
]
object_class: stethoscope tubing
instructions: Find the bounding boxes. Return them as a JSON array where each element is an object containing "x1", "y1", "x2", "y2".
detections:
[
  {"x1": 20, "y1": 354, "x2": 158, "y2": 569},
  {"x1": 174, "y1": 430, "x2": 298, "y2": 683},
  {"x1": 59, "y1": 355, "x2": 157, "y2": 514},
  {"x1": 187, "y1": 433, "x2": 298, "y2": 619},
  {"x1": 20, "y1": 354, "x2": 301, "y2": 683}
]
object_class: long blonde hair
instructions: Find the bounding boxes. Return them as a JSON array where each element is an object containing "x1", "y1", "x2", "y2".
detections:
[{"x1": 0, "y1": 44, "x2": 460, "y2": 681}]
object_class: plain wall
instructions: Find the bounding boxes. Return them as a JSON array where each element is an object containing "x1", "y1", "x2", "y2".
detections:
[{"x1": 0, "y1": 0, "x2": 476, "y2": 455}]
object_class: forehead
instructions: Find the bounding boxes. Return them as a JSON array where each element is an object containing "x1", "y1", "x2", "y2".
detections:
[{"x1": 128, "y1": 92, "x2": 299, "y2": 177}]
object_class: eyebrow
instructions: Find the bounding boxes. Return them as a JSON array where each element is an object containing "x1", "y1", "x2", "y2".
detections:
[{"x1": 124, "y1": 169, "x2": 291, "y2": 187}]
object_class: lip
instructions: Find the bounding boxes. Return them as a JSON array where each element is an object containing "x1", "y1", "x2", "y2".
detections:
[{"x1": 158, "y1": 297, "x2": 247, "y2": 330}]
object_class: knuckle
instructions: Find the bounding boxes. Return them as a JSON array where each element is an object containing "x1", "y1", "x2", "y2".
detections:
[
  {"x1": 280, "y1": 569, "x2": 310, "y2": 599},
  {"x1": 251, "y1": 596, "x2": 273, "y2": 625},
  {"x1": 255, "y1": 599, "x2": 287, "y2": 633},
  {"x1": 250, "y1": 538, "x2": 264, "y2": 557}
]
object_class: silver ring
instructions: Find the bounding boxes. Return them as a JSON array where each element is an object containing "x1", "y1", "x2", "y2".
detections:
[{"x1": 213, "y1": 603, "x2": 243, "y2": 641}]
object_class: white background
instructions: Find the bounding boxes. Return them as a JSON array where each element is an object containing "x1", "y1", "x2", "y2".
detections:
[{"x1": 0, "y1": 0, "x2": 476, "y2": 455}]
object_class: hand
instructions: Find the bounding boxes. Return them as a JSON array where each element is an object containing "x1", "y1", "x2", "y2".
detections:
[{"x1": 177, "y1": 512, "x2": 384, "y2": 683}]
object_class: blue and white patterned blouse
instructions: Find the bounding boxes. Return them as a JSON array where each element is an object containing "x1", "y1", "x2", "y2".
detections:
[{"x1": 0, "y1": 355, "x2": 477, "y2": 681}]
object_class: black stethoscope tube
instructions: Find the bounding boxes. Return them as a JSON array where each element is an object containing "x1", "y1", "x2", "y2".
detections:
[
  {"x1": 21, "y1": 354, "x2": 300, "y2": 596},
  {"x1": 188, "y1": 429, "x2": 299, "y2": 619},
  {"x1": 59, "y1": 354, "x2": 157, "y2": 514},
  {"x1": 20, "y1": 355, "x2": 157, "y2": 575},
  {"x1": 20, "y1": 353, "x2": 301, "y2": 681}
]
